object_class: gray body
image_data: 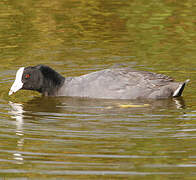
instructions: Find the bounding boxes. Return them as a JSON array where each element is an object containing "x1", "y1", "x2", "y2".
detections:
[{"x1": 56, "y1": 68, "x2": 184, "y2": 99}]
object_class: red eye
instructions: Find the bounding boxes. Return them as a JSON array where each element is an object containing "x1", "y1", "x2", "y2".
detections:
[{"x1": 25, "y1": 74, "x2": 30, "y2": 78}]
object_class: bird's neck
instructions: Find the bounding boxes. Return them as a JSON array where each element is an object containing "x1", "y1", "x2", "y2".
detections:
[{"x1": 37, "y1": 66, "x2": 65, "y2": 96}]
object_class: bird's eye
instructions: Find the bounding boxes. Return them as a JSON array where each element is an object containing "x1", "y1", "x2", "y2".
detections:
[{"x1": 25, "y1": 74, "x2": 31, "y2": 79}]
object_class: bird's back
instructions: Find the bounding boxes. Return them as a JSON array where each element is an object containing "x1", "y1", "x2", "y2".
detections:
[{"x1": 57, "y1": 68, "x2": 182, "y2": 99}]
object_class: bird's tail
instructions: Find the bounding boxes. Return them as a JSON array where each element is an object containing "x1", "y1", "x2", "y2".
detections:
[{"x1": 173, "y1": 79, "x2": 190, "y2": 97}]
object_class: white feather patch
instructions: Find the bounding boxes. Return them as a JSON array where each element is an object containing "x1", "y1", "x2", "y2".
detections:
[
  {"x1": 173, "y1": 79, "x2": 190, "y2": 97},
  {"x1": 9, "y1": 67, "x2": 25, "y2": 95},
  {"x1": 173, "y1": 84, "x2": 183, "y2": 97}
]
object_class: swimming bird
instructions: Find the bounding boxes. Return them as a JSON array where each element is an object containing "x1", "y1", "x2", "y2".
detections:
[{"x1": 9, "y1": 65, "x2": 189, "y2": 99}]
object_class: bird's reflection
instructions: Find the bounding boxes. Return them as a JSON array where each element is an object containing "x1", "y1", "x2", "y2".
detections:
[
  {"x1": 10, "y1": 96, "x2": 186, "y2": 116},
  {"x1": 8, "y1": 96, "x2": 186, "y2": 164},
  {"x1": 9, "y1": 101, "x2": 24, "y2": 164}
]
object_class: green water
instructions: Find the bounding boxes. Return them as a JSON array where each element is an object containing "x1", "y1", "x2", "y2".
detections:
[{"x1": 0, "y1": 0, "x2": 196, "y2": 179}]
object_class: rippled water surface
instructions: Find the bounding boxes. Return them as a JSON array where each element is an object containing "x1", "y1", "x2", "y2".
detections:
[{"x1": 0, "y1": 0, "x2": 196, "y2": 179}]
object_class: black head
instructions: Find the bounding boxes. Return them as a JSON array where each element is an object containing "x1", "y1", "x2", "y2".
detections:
[
  {"x1": 9, "y1": 65, "x2": 65, "y2": 96},
  {"x1": 21, "y1": 65, "x2": 43, "y2": 91}
]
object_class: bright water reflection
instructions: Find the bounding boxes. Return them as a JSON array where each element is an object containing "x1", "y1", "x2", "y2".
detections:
[{"x1": 9, "y1": 102, "x2": 24, "y2": 164}]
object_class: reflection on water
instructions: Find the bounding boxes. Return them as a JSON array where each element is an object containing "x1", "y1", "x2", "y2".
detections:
[
  {"x1": 4, "y1": 96, "x2": 195, "y2": 178},
  {"x1": 7, "y1": 96, "x2": 187, "y2": 166},
  {"x1": 9, "y1": 102, "x2": 24, "y2": 134},
  {"x1": 15, "y1": 96, "x2": 186, "y2": 115},
  {"x1": 9, "y1": 102, "x2": 24, "y2": 164}
]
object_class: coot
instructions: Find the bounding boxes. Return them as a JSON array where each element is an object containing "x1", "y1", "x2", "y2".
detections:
[{"x1": 9, "y1": 65, "x2": 189, "y2": 99}]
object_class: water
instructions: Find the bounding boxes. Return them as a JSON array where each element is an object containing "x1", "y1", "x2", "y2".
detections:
[{"x1": 0, "y1": 0, "x2": 196, "y2": 179}]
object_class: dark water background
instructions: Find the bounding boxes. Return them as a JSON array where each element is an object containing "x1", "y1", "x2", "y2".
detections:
[{"x1": 0, "y1": 0, "x2": 196, "y2": 179}]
